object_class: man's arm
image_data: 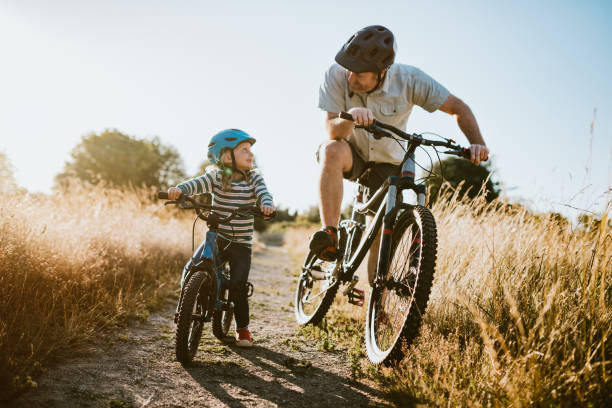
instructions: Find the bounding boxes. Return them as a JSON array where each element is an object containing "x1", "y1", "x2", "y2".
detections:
[
  {"x1": 438, "y1": 94, "x2": 489, "y2": 165},
  {"x1": 324, "y1": 107, "x2": 375, "y2": 140}
]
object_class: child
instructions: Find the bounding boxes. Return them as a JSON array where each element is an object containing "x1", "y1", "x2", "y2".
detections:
[{"x1": 167, "y1": 129, "x2": 274, "y2": 347}]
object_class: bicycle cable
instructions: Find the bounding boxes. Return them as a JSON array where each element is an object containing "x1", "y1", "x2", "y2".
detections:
[
  {"x1": 389, "y1": 133, "x2": 440, "y2": 181},
  {"x1": 192, "y1": 215, "x2": 199, "y2": 253},
  {"x1": 373, "y1": 125, "x2": 465, "y2": 198}
]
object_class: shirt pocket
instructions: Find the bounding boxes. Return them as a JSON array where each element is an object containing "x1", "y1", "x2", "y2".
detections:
[{"x1": 379, "y1": 101, "x2": 408, "y2": 116}]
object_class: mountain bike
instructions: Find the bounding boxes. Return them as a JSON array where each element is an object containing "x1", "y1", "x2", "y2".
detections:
[
  {"x1": 294, "y1": 112, "x2": 471, "y2": 365},
  {"x1": 157, "y1": 192, "x2": 274, "y2": 364}
]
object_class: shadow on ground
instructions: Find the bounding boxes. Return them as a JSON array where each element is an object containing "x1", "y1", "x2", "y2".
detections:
[{"x1": 185, "y1": 344, "x2": 393, "y2": 408}]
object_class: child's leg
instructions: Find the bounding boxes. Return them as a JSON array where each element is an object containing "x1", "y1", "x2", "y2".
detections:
[{"x1": 219, "y1": 240, "x2": 252, "y2": 329}]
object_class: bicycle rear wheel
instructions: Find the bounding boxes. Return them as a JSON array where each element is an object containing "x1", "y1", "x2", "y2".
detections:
[
  {"x1": 294, "y1": 251, "x2": 339, "y2": 325},
  {"x1": 365, "y1": 205, "x2": 437, "y2": 365},
  {"x1": 212, "y1": 286, "x2": 234, "y2": 340},
  {"x1": 176, "y1": 270, "x2": 211, "y2": 364}
]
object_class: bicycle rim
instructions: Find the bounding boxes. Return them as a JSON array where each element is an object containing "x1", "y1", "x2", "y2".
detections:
[
  {"x1": 294, "y1": 252, "x2": 339, "y2": 325},
  {"x1": 366, "y1": 206, "x2": 437, "y2": 365}
]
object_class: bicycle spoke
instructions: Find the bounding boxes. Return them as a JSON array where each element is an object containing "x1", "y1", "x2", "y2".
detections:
[
  {"x1": 373, "y1": 219, "x2": 424, "y2": 353},
  {"x1": 302, "y1": 283, "x2": 331, "y2": 304}
]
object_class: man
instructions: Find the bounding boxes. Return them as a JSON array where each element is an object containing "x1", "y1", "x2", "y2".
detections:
[{"x1": 310, "y1": 25, "x2": 489, "y2": 285}]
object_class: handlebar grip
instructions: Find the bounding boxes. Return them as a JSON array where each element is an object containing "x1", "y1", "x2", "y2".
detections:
[
  {"x1": 339, "y1": 112, "x2": 354, "y2": 121},
  {"x1": 460, "y1": 148, "x2": 471, "y2": 159},
  {"x1": 157, "y1": 192, "x2": 169, "y2": 199},
  {"x1": 241, "y1": 207, "x2": 277, "y2": 219}
]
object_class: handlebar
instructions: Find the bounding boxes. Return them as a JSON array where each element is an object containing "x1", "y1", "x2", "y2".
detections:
[
  {"x1": 156, "y1": 192, "x2": 276, "y2": 222},
  {"x1": 339, "y1": 111, "x2": 471, "y2": 159}
]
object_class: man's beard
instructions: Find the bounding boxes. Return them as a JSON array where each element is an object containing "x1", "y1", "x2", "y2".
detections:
[{"x1": 348, "y1": 83, "x2": 369, "y2": 94}]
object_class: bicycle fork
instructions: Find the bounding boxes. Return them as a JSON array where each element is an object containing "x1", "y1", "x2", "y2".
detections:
[
  {"x1": 175, "y1": 231, "x2": 217, "y2": 323},
  {"x1": 374, "y1": 150, "x2": 426, "y2": 288}
]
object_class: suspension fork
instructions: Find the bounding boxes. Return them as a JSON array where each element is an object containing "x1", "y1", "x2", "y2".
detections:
[
  {"x1": 374, "y1": 148, "x2": 428, "y2": 286},
  {"x1": 374, "y1": 176, "x2": 400, "y2": 286}
]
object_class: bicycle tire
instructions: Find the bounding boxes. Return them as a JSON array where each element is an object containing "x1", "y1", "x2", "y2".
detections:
[
  {"x1": 294, "y1": 251, "x2": 340, "y2": 325},
  {"x1": 212, "y1": 287, "x2": 234, "y2": 340},
  {"x1": 365, "y1": 205, "x2": 437, "y2": 365},
  {"x1": 175, "y1": 270, "x2": 210, "y2": 364}
]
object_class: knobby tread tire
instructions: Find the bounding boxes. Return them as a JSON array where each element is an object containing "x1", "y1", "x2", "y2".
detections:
[
  {"x1": 294, "y1": 252, "x2": 340, "y2": 326},
  {"x1": 212, "y1": 288, "x2": 233, "y2": 340},
  {"x1": 365, "y1": 205, "x2": 438, "y2": 365},
  {"x1": 175, "y1": 270, "x2": 209, "y2": 365}
]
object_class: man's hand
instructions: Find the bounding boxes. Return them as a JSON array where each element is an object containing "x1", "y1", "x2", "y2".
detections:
[
  {"x1": 469, "y1": 144, "x2": 489, "y2": 166},
  {"x1": 260, "y1": 204, "x2": 275, "y2": 216},
  {"x1": 346, "y1": 107, "x2": 374, "y2": 126},
  {"x1": 167, "y1": 187, "x2": 182, "y2": 200}
]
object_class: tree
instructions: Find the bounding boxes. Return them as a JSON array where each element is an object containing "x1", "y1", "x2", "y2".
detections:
[
  {"x1": 578, "y1": 213, "x2": 611, "y2": 233},
  {"x1": 56, "y1": 130, "x2": 186, "y2": 189},
  {"x1": 426, "y1": 157, "x2": 500, "y2": 204},
  {"x1": 296, "y1": 205, "x2": 321, "y2": 224},
  {"x1": 0, "y1": 152, "x2": 23, "y2": 194}
]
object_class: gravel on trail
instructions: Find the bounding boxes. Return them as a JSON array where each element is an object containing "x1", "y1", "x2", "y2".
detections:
[{"x1": 6, "y1": 247, "x2": 397, "y2": 408}]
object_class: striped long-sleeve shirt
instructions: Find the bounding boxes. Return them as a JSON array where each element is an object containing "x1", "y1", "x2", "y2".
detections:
[{"x1": 176, "y1": 168, "x2": 274, "y2": 247}]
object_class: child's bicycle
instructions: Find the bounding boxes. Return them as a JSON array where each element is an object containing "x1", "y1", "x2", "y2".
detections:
[
  {"x1": 294, "y1": 112, "x2": 472, "y2": 365},
  {"x1": 157, "y1": 192, "x2": 275, "y2": 364}
]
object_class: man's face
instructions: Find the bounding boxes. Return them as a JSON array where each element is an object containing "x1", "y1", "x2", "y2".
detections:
[{"x1": 346, "y1": 70, "x2": 379, "y2": 94}]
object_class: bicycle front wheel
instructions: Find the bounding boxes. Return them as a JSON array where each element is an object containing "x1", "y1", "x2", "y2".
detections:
[
  {"x1": 175, "y1": 270, "x2": 211, "y2": 364},
  {"x1": 365, "y1": 205, "x2": 437, "y2": 365},
  {"x1": 294, "y1": 251, "x2": 339, "y2": 325}
]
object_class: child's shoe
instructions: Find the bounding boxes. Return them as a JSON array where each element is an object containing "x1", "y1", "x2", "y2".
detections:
[{"x1": 236, "y1": 328, "x2": 253, "y2": 347}]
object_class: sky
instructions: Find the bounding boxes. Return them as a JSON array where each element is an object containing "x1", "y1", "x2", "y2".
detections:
[{"x1": 1, "y1": 0, "x2": 611, "y2": 216}]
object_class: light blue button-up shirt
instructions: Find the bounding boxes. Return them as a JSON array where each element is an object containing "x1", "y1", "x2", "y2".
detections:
[{"x1": 318, "y1": 63, "x2": 450, "y2": 164}]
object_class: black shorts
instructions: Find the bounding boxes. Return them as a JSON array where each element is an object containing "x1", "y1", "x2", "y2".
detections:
[{"x1": 316, "y1": 140, "x2": 400, "y2": 193}]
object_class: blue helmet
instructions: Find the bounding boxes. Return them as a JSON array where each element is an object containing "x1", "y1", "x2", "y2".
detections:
[{"x1": 207, "y1": 129, "x2": 256, "y2": 165}]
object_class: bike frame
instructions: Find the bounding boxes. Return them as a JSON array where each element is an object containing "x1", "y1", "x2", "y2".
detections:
[
  {"x1": 339, "y1": 144, "x2": 428, "y2": 286},
  {"x1": 177, "y1": 219, "x2": 233, "y2": 320}
]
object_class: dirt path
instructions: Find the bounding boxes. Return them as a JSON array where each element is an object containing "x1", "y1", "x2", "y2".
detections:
[{"x1": 7, "y1": 247, "x2": 395, "y2": 408}]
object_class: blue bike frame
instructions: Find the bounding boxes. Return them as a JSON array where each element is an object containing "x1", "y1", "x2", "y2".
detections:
[{"x1": 180, "y1": 231, "x2": 228, "y2": 312}]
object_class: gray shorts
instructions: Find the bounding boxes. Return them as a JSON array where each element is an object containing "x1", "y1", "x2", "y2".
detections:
[{"x1": 316, "y1": 140, "x2": 400, "y2": 192}]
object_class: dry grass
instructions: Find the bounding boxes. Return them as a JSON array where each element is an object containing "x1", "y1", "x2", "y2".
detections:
[
  {"x1": 0, "y1": 183, "x2": 198, "y2": 399},
  {"x1": 284, "y1": 193, "x2": 611, "y2": 406}
]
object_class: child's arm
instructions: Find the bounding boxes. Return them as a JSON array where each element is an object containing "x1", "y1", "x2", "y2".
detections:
[
  {"x1": 252, "y1": 172, "x2": 274, "y2": 215},
  {"x1": 167, "y1": 171, "x2": 216, "y2": 200}
]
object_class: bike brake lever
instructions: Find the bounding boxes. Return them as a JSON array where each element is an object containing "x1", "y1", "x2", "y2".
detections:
[
  {"x1": 355, "y1": 122, "x2": 392, "y2": 140},
  {"x1": 372, "y1": 129, "x2": 392, "y2": 140},
  {"x1": 442, "y1": 148, "x2": 471, "y2": 159}
]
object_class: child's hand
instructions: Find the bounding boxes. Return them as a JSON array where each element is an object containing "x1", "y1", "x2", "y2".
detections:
[
  {"x1": 167, "y1": 187, "x2": 182, "y2": 200},
  {"x1": 260, "y1": 204, "x2": 274, "y2": 217}
]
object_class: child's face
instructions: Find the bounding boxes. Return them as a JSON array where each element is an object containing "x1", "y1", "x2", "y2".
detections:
[{"x1": 223, "y1": 142, "x2": 254, "y2": 171}]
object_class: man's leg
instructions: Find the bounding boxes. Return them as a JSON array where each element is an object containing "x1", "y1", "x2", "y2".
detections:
[
  {"x1": 309, "y1": 140, "x2": 354, "y2": 260},
  {"x1": 318, "y1": 140, "x2": 353, "y2": 228}
]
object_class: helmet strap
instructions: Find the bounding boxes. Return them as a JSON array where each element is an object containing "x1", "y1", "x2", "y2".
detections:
[
  {"x1": 230, "y1": 150, "x2": 248, "y2": 180},
  {"x1": 366, "y1": 69, "x2": 387, "y2": 94}
]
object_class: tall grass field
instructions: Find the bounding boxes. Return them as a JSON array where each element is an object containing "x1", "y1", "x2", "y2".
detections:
[
  {"x1": 0, "y1": 184, "x2": 194, "y2": 399},
  {"x1": 285, "y1": 193, "x2": 611, "y2": 406}
]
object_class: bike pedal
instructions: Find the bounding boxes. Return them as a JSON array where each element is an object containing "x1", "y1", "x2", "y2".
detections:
[{"x1": 348, "y1": 288, "x2": 365, "y2": 306}]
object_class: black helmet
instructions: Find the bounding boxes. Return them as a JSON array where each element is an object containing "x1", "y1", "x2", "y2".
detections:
[{"x1": 335, "y1": 25, "x2": 396, "y2": 73}]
